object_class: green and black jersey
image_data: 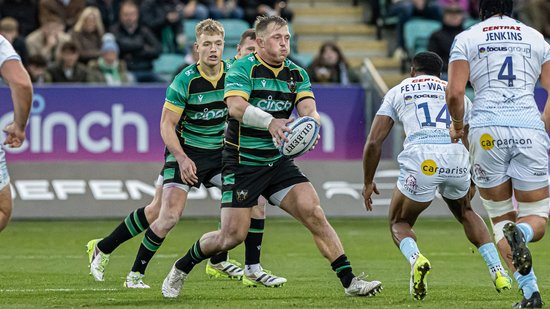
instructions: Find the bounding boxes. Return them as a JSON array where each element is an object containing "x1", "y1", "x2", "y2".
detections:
[
  {"x1": 224, "y1": 52, "x2": 314, "y2": 166},
  {"x1": 164, "y1": 61, "x2": 228, "y2": 150}
]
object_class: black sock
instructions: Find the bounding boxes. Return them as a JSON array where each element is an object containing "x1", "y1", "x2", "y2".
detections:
[
  {"x1": 331, "y1": 254, "x2": 355, "y2": 288},
  {"x1": 209, "y1": 251, "x2": 228, "y2": 264},
  {"x1": 97, "y1": 207, "x2": 149, "y2": 254},
  {"x1": 175, "y1": 240, "x2": 210, "y2": 274},
  {"x1": 131, "y1": 228, "x2": 164, "y2": 274},
  {"x1": 245, "y1": 218, "x2": 264, "y2": 265}
]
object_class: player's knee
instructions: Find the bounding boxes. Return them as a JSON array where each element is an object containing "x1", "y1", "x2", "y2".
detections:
[
  {"x1": 481, "y1": 197, "x2": 514, "y2": 218},
  {"x1": 218, "y1": 227, "x2": 247, "y2": 250},
  {"x1": 303, "y1": 205, "x2": 328, "y2": 229},
  {"x1": 517, "y1": 198, "x2": 550, "y2": 220}
]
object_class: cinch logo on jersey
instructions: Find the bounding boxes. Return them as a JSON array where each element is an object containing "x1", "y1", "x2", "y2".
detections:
[
  {"x1": 256, "y1": 96, "x2": 292, "y2": 112},
  {"x1": 479, "y1": 133, "x2": 533, "y2": 150},
  {"x1": 189, "y1": 108, "x2": 228, "y2": 120},
  {"x1": 421, "y1": 159, "x2": 468, "y2": 176}
]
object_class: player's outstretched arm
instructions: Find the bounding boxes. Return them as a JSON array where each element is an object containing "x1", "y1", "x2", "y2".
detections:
[
  {"x1": 362, "y1": 115, "x2": 394, "y2": 211},
  {"x1": 540, "y1": 61, "x2": 550, "y2": 132},
  {"x1": 1, "y1": 60, "x2": 32, "y2": 148},
  {"x1": 160, "y1": 108, "x2": 198, "y2": 184},
  {"x1": 226, "y1": 95, "x2": 292, "y2": 146},
  {"x1": 446, "y1": 60, "x2": 469, "y2": 143}
]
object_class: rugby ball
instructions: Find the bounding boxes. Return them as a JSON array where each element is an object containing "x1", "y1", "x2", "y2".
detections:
[{"x1": 279, "y1": 116, "x2": 320, "y2": 158}]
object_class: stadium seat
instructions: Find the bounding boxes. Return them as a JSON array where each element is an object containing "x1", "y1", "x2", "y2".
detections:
[
  {"x1": 153, "y1": 53, "x2": 186, "y2": 80},
  {"x1": 463, "y1": 18, "x2": 479, "y2": 29},
  {"x1": 291, "y1": 53, "x2": 313, "y2": 67},
  {"x1": 184, "y1": 19, "x2": 201, "y2": 43},
  {"x1": 223, "y1": 47, "x2": 238, "y2": 60},
  {"x1": 404, "y1": 18, "x2": 442, "y2": 56},
  {"x1": 219, "y1": 19, "x2": 250, "y2": 47}
]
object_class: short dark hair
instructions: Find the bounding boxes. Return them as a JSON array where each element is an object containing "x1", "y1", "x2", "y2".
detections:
[
  {"x1": 60, "y1": 41, "x2": 79, "y2": 53},
  {"x1": 412, "y1": 51, "x2": 443, "y2": 76},
  {"x1": 254, "y1": 15, "x2": 287, "y2": 37},
  {"x1": 239, "y1": 29, "x2": 256, "y2": 45},
  {"x1": 27, "y1": 54, "x2": 48, "y2": 68}
]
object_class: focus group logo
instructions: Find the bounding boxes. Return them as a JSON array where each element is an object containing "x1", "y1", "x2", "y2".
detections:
[{"x1": 479, "y1": 133, "x2": 533, "y2": 150}]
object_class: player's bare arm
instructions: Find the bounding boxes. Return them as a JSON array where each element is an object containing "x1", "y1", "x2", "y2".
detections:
[
  {"x1": 446, "y1": 60, "x2": 470, "y2": 143},
  {"x1": 1, "y1": 60, "x2": 32, "y2": 148},
  {"x1": 295, "y1": 98, "x2": 320, "y2": 124},
  {"x1": 540, "y1": 61, "x2": 550, "y2": 132},
  {"x1": 362, "y1": 115, "x2": 394, "y2": 211},
  {"x1": 160, "y1": 107, "x2": 198, "y2": 185},
  {"x1": 226, "y1": 95, "x2": 292, "y2": 146}
]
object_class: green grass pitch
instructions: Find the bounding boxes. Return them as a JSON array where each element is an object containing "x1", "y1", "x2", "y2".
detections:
[{"x1": 0, "y1": 218, "x2": 548, "y2": 308}]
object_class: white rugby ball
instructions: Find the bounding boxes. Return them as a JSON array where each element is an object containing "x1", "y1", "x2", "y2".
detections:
[{"x1": 279, "y1": 116, "x2": 320, "y2": 158}]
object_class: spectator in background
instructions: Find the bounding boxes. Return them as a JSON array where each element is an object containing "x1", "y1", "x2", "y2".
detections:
[
  {"x1": 86, "y1": 0, "x2": 121, "y2": 30},
  {"x1": 427, "y1": 5, "x2": 464, "y2": 77},
  {"x1": 389, "y1": 0, "x2": 442, "y2": 56},
  {"x1": 519, "y1": 0, "x2": 550, "y2": 40},
  {"x1": 88, "y1": 33, "x2": 131, "y2": 85},
  {"x1": 207, "y1": 0, "x2": 245, "y2": 19},
  {"x1": 110, "y1": 0, "x2": 162, "y2": 82},
  {"x1": 240, "y1": 0, "x2": 293, "y2": 26},
  {"x1": 71, "y1": 6, "x2": 105, "y2": 64},
  {"x1": 0, "y1": 18, "x2": 28, "y2": 65},
  {"x1": 39, "y1": 0, "x2": 86, "y2": 30},
  {"x1": 306, "y1": 41, "x2": 359, "y2": 85},
  {"x1": 26, "y1": 54, "x2": 52, "y2": 84},
  {"x1": 140, "y1": 0, "x2": 185, "y2": 54},
  {"x1": 0, "y1": 0, "x2": 40, "y2": 36},
  {"x1": 26, "y1": 20, "x2": 71, "y2": 64},
  {"x1": 182, "y1": 0, "x2": 210, "y2": 20},
  {"x1": 48, "y1": 41, "x2": 89, "y2": 82},
  {"x1": 438, "y1": 0, "x2": 470, "y2": 13}
]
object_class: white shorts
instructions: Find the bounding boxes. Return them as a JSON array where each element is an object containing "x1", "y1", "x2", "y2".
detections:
[
  {"x1": 396, "y1": 143, "x2": 470, "y2": 203},
  {"x1": 469, "y1": 127, "x2": 550, "y2": 190},
  {"x1": 0, "y1": 149, "x2": 9, "y2": 191}
]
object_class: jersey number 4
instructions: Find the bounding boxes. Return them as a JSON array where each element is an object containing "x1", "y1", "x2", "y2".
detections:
[
  {"x1": 417, "y1": 102, "x2": 450, "y2": 129},
  {"x1": 498, "y1": 56, "x2": 516, "y2": 87}
]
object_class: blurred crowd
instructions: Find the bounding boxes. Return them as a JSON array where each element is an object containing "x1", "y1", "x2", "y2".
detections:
[
  {"x1": 367, "y1": 0, "x2": 550, "y2": 76},
  {"x1": 0, "y1": 0, "x2": 294, "y2": 85}
]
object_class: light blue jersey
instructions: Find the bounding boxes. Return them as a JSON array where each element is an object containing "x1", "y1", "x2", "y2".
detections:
[
  {"x1": 449, "y1": 16, "x2": 550, "y2": 131},
  {"x1": 377, "y1": 75, "x2": 471, "y2": 148}
]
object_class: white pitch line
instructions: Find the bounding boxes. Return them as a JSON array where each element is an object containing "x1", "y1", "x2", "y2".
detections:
[{"x1": 0, "y1": 288, "x2": 119, "y2": 293}]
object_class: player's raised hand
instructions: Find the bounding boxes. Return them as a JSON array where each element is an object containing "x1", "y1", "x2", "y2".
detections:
[
  {"x1": 178, "y1": 156, "x2": 198, "y2": 185},
  {"x1": 268, "y1": 117, "x2": 293, "y2": 147},
  {"x1": 362, "y1": 182, "x2": 379, "y2": 211},
  {"x1": 3, "y1": 122, "x2": 26, "y2": 148}
]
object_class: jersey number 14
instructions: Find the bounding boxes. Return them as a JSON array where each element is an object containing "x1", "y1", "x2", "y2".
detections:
[{"x1": 417, "y1": 102, "x2": 450, "y2": 129}]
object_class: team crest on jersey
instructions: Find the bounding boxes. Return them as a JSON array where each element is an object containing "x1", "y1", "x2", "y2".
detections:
[
  {"x1": 287, "y1": 77, "x2": 296, "y2": 93},
  {"x1": 236, "y1": 189, "x2": 248, "y2": 202},
  {"x1": 403, "y1": 175, "x2": 417, "y2": 193}
]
